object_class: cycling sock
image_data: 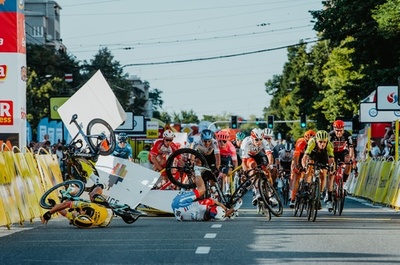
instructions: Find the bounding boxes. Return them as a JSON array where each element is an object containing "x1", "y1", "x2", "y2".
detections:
[{"x1": 343, "y1": 173, "x2": 349, "y2": 182}]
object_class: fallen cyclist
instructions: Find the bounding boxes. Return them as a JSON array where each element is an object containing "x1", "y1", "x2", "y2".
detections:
[
  {"x1": 171, "y1": 166, "x2": 238, "y2": 221},
  {"x1": 41, "y1": 190, "x2": 143, "y2": 228}
]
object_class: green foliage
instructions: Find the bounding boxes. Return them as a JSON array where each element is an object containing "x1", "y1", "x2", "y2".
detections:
[{"x1": 372, "y1": 0, "x2": 400, "y2": 37}]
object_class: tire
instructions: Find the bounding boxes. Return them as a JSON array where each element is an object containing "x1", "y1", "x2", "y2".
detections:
[
  {"x1": 293, "y1": 199, "x2": 301, "y2": 217},
  {"x1": 338, "y1": 178, "x2": 345, "y2": 216},
  {"x1": 308, "y1": 178, "x2": 320, "y2": 222},
  {"x1": 39, "y1": 180, "x2": 85, "y2": 209},
  {"x1": 86, "y1": 118, "x2": 116, "y2": 156},
  {"x1": 258, "y1": 177, "x2": 283, "y2": 217},
  {"x1": 165, "y1": 148, "x2": 209, "y2": 190}
]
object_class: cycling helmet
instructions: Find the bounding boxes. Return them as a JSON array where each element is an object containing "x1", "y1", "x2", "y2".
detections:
[
  {"x1": 200, "y1": 129, "x2": 214, "y2": 141},
  {"x1": 118, "y1": 133, "x2": 127, "y2": 143},
  {"x1": 251, "y1": 128, "x2": 264, "y2": 139},
  {"x1": 333, "y1": 120, "x2": 345, "y2": 129},
  {"x1": 315, "y1": 130, "x2": 329, "y2": 141},
  {"x1": 73, "y1": 214, "x2": 94, "y2": 228},
  {"x1": 263, "y1": 128, "x2": 274, "y2": 137},
  {"x1": 304, "y1": 130, "x2": 316, "y2": 139},
  {"x1": 163, "y1": 129, "x2": 175, "y2": 138},
  {"x1": 284, "y1": 143, "x2": 293, "y2": 152},
  {"x1": 216, "y1": 131, "x2": 230, "y2": 141},
  {"x1": 208, "y1": 205, "x2": 227, "y2": 221},
  {"x1": 236, "y1": 131, "x2": 246, "y2": 141}
]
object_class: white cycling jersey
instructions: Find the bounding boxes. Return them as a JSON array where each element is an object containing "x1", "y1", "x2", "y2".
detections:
[
  {"x1": 191, "y1": 138, "x2": 220, "y2": 156},
  {"x1": 240, "y1": 136, "x2": 272, "y2": 158}
]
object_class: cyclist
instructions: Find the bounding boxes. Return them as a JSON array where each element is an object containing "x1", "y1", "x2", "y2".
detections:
[
  {"x1": 191, "y1": 129, "x2": 221, "y2": 173},
  {"x1": 171, "y1": 167, "x2": 235, "y2": 221},
  {"x1": 276, "y1": 142, "x2": 293, "y2": 177},
  {"x1": 112, "y1": 133, "x2": 133, "y2": 161},
  {"x1": 263, "y1": 128, "x2": 279, "y2": 181},
  {"x1": 149, "y1": 129, "x2": 180, "y2": 188},
  {"x1": 328, "y1": 120, "x2": 355, "y2": 198},
  {"x1": 301, "y1": 130, "x2": 335, "y2": 210},
  {"x1": 216, "y1": 130, "x2": 238, "y2": 195},
  {"x1": 41, "y1": 194, "x2": 114, "y2": 228},
  {"x1": 232, "y1": 131, "x2": 246, "y2": 190},
  {"x1": 240, "y1": 128, "x2": 275, "y2": 206},
  {"x1": 289, "y1": 130, "x2": 315, "y2": 208}
]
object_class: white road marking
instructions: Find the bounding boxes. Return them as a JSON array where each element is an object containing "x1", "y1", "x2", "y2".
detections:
[
  {"x1": 195, "y1": 246, "x2": 210, "y2": 254},
  {"x1": 204, "y1": 233, "x2": 217, "y2": 238},
  {"x1": 211, "y1": 224, "x2": 222, "y2": 228}
]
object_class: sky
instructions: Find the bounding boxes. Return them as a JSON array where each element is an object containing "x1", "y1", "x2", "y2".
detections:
[{"x1": 56, "y1": 0, "x2": 323, "y2": 120}]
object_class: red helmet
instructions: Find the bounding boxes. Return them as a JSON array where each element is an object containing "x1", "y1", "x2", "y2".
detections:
[
  {"x1": 216, "y1": 131, "x2": 230, "y2": 141},
  {"x1": 333, "y1": 120, "x2": 345, "y2": 129},
  {"x1": 304, "y1": 130, "x2": 315, "y2": 139}
]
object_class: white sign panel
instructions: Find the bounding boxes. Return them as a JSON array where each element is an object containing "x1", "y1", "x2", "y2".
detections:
[
  {"x1": 376, "y1": 86, "x2": 399, "y2": 110},
  {"x1": 58, "y1": 70, "x2": 126, "y2": 138},
  {"x1": 95, "y1": 155, "x2": 159, "y2": 208},
  {"x1": 360, "y1": 102, "x2": 400, "y2": 122}
]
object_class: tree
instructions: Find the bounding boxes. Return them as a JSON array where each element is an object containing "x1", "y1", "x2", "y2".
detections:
[{"x1": 372, "y1": 0, "x2": 400, "y2": 37}]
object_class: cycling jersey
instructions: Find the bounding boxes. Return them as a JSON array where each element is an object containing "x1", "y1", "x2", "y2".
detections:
[
  {"x1": 112, "y1": 144, "x2": 133, "y2": 160},
  {"x1": 149, "y1": 139, "x2": 179, "y2": 167},
  {"x1": 172, "y1": 198, "x2": 215, "y2": 221},
  {"x1": 293, "y1": 137, "x2": 308, "y2": 158},
  {"x1": 329, "y1": 130, "x2": 353, "y2": 153},
  {"x1": 240, "y1": 137, "x2": 272, "y2": 158},
  {"x1": 67, "y1": 201, "x2": 111, "y2": 227},
  {"x1": 304, "y1": 137, "x2": 335, "y2": 158},
  {"x1": 192, "y1": 138, "x2": 220, "y2": 156},
  {"x1": 277, "y1": 149, "x2": 293, "y2": 172}
]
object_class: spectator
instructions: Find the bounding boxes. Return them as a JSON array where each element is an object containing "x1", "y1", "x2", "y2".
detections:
[
  {"x1": 137, "y1": 145, "x2": 151, "y2": 168},
  {"x1": 369, "y1": 139, "x2": 381, "y2": 158}
]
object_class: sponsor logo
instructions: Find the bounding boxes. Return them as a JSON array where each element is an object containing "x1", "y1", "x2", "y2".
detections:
[
  {"x1": 0, "y1": 100, "x2": 13, "y2": 125},
  {"x1": 386, "y1": 92, "x2": 398, "y2": 104},
  {"x1": 0, "y1": 65, "x2": 7, "y2": 80}
]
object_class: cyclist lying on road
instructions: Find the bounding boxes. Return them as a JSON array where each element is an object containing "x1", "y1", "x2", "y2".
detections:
[
  {"x1": 41, "y1": 193, "x2": 114, "y2": 228},
  {"x1": 171, "y1": 166, "x2": 236, "y2": 221}
]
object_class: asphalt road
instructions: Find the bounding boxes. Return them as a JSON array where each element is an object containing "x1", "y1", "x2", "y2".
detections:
[{"x1": 1, "y1": 193, "x2": 400, "y2": 265}]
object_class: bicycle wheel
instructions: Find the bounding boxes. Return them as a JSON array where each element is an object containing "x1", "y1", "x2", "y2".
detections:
[
  {"x1": 338, "y1": 178, "x2": 345, "y2": 216},
  {"x1": 86, "y1": 118, "x2": 116, "y2": 156},
  {"x1": 308, "y1": 177, "x2": 320, "y2": 222},
  {"x1": 39, "y1": 180, "x2": 85, "y2": 209},
  {"x1": 258, "y1": 178, "x2": 283, "y2": 217},
  {"x1": 165, "y1": 148, "x2": 209, "y2": 190}
]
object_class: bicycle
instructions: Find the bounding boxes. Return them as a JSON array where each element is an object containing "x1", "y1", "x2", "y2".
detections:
[
  {"x1": 306, "y1": 163, "x2": 328, "y2": 222},
  {"x1": 293, "y1": 177, "x2": 310, "y2": 217},
  {"x1": 39, "y1": 179, "x2": 145, "y2": 224},
  {"x1": 277, "y1": 168, "x2": 291, "y2": 206},
  {"x1": 165, "y1": 148, "x2": 283, "y2": 220},
  {"x1": 332, "y1": 160, "x2": 346, "y2": 216},
  {"x1": 63, "y1": 114, "x2": 116, "y2": 183}
]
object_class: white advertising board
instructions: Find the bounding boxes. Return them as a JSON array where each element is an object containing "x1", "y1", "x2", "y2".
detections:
[
  {"x1": 57, "y1": 70, "x2": 126, "y2": 137},
  {"x1": 360, "y1": 102, "x2": 400, "y2": 123},
  {"x1": 376, "y1": 86, "x2": 400, "y2": 110}
]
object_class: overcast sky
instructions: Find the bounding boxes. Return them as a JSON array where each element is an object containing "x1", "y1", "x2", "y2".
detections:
[{"x1": 56, "y1": 0, "x2": 322, "y2": 120}]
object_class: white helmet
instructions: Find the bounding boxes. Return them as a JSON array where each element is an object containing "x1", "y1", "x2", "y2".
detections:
[
  {"x1": 251, "y1": 128, "x2": 264, "y2": 139},
  {"x1": 263, "y1": 128, "x2": 274, "y2": 137},
  {"x1": 209, "y1": 205, "x2": 226, "y2": 221},
  {"x1": 163, "y1": 129, "x2": 175, "y2": 138}
]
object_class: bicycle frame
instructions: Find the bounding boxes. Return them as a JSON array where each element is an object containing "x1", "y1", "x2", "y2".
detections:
[{"x1": 68, "y1": 114, "x2": 104, "y2": 156}]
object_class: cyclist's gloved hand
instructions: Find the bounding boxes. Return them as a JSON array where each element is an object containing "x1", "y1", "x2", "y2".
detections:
[{"x1": 171, "y1": 189, "x2": 200, "y2": 208}]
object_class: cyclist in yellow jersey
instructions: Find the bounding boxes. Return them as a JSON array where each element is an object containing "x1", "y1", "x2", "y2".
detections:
[
  {"x1": 41, "y1": 197, "x2": 113, "y2": 228},
  {"x1": 301, "y1": 130, "x2": 335, "y2": 210}
]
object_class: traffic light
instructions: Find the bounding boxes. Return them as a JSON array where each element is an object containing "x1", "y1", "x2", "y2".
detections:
[
  {"x1": 255, "y1": 118, "x2": 259, "y2": 125},
  {"x1": 300, "y1": 114, "x2": 307, "y2": 129},
  {"x1": 267, "y1": 115, "x2": 274, "y2": 129},
  {"x1": 231, "y1": 115, "x2": 238, "y2": 129}
]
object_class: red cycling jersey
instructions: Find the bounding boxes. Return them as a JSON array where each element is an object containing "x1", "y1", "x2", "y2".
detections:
[
  {"x1": 293, "y1": 137, "x2": 307, "y2": 158},
  {"x1": 219, "y1": 141, "x2": 237, "y2": 162}
]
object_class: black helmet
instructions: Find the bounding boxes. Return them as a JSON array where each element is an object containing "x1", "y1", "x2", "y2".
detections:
[{"x1": 73, "y1": 215, "x2": 93, "y2": 228}]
